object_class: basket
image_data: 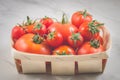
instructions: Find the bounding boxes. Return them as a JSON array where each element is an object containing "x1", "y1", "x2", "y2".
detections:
[{"x1": 11, "y1": 26, "x2": 111, "y2": 75}]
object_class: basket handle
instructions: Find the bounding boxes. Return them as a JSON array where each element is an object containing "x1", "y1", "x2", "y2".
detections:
[{"x1": 99, "y1": 26, "x2": 111, "y2": 50}]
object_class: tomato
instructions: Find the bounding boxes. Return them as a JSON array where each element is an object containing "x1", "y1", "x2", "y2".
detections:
[
  {"x1": 46, "y1": 31, "x2": 63, "y2": 47},
  {"x1": 33, "y1": 23, "x2": 47, "y2": 36},
  {"x1": 94, "y1": 35, "x2": 104, "y2": 45},
  {"x1": 67, "y1": 32, "x2": 84, "y2": 48},
  {"x1": 25, "y1": 24, "x2": 35, "y2": 33},
  {"x1": 79, "y1": 20, "x2": 104, "y2": 41},
  {"x1": 40, "y1": 16, "x2": 54, "y2": 28},
  {"x1": 48, "y1": 22, "x2": 78, "y2": 42},
  {"x1": 53, "y1": 45, "x2": 75, "y2": 55},
  {"x1": 12, "y1": 26, "x2": 25, "y2": 42},
  {"x1": 77, "y1": 40, "x2": 105, "y2": 55},
  {"x1": 23, "y1": 16, "x2": 35, "y2": 33},
  {"x1": 14, "y1": 33, "x2": 51, "y2": 55},
  {"x1": 23, "y1": 16, "x2": 47, "y2": 36},
  {"x1": 71, "y1": 10, "x2": 92, "y2": 28},
  {"x1": 48, "y1": 14, "x2": 78, "y2": 42}
]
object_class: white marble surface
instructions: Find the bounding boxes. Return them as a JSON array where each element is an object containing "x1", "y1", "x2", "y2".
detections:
[{"x1": 0, "y1": 0, "x2": 120, "y2": 80}]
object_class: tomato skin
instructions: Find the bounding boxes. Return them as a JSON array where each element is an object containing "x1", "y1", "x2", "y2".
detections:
[
  {"x1": 33, "y1": 24, "x2": 47, "y2": 36},
  {"x1": 25, "y1": 24, "x2": 35, "y2": 33},
  {"x1": 40, "y1": 17, "x2": 54, "y2": 28},
  {"x1": 48, "y1": 22, "x2": 78, "y2": 42},
  {"x1": 46, "y1": 31, "x2": 63, "y2": 48},
  {"x1": 67, "y1": 33, "x2": 84, "y2": 48},
  {"x1": 71, "y1": 11, "x2": 92, "y2": 28},
  {"x1": 94, "y1": 36, "x2": 104, "y2": 45},
  {"x1": 53, "y1": 45, "x2": 76, "y2": 55},
  {"x1": 12, "y1": 26, "x2": 25, "y2": 42},
  {"x1": 14, "y1": 33, "x2": 51, "y2": 55},
  {"x1": 79, "y1": 21, "x2": 99, "y2": 41},
  {"x1": 25, "y1": 23, "x2": 47, "y2": 36},
  {"x1": 77, "y1": 42, "x2": 105, "y2": 55}
]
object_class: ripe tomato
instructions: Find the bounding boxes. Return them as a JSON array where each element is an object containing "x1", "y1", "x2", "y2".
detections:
[
  {"x1": 48, "y1": 22, "x2": 78, "y2": 42},
  {"x1": 77, "y1": 40, "x2": 105, "y2": 55},
  {"x1": 79, "y1": 20, "x2": 104, "y2": 41},
  {"x1": 94, "y1": 35, "x2": 104, "y2": 45},
  {"x1": 40, "y1": 16, "x2": 54, "y2": 28},
  {"x1": 46, "y1": 31, "x2": 63, "y2": 47},
  {"x1": 25, "y1": 24, "x2": 35, "y2": 33},
  {"x1": 53, "y1": 45, "x2": 75, "y2": 55},
  {"x1": 71, "y1": 10, "x2": 92, "y2": 28},
  {"x1": 48, "y1": 14, "x2": 78, "y2": 42},
  {"x1": 23, "y1": 16, "x2": 35, "y2": 33},
  {"x1": 14, "y1": 33, "x2": 51, "y2": 55},
  {"x1": 23, "y1": 16, "x2": 47, "y2": 36},
  {"x1": 67, "y1": 32, "x2": 84, "y2": 48},
  {"x1": 12, "y1": 26, "x2": 25, "y2": 42},
  {"x1": 33, "y1": 23, "x2": 47, "y2": 36}
]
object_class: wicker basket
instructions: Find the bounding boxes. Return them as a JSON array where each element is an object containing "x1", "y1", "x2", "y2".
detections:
[{"x1": 11, "y1": 26, "x2": 110, "y2": 75}]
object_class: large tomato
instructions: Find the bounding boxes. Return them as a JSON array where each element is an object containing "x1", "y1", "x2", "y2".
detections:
[
  {"x1": 14, "y1": 33, "x2": 51, "y2": 55},
  {"x1": 79, "y1": 20, "x2": 104, "y2": 41},
  {"x1": 40, "y1": 16, "x2": 54, "y2": 28},
  {"x1": 48, "y1": 14, "x2": 78, "y2": 42},
  {"x1": 67, "y1": 32, "x2": 84, "y2": 48},
  {"x1": 77, "y1": 40, "x2": 105, "y2": 55},
  {"x1": 12, "y1": 26, "x2": 25, "y2": 42},
  {"x1": 71, "y1": 10, "x2": 92, "y2": 28},
  {"x1": 46, "y1": 31, "x2": 63, "y2": 47},
  {"x1": 53, "y1": 45, "x2": 75, "y2": 55}
]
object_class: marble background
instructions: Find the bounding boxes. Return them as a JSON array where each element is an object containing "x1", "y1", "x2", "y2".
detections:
[{"x1": 0, "y1": 0, "x2": 120, "y2": 80}]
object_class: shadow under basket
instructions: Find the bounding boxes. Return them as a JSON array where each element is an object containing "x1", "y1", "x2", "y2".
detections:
[{"x1": 12, "y1": 26, "x2": 111, "y2": 75}]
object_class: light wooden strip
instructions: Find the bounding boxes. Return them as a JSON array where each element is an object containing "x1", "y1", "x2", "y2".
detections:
[
  {"x1": 51, "y1": 61, "x2": 74, "y2": 75},
  {"x1": 78, "y1": 59, "x2": 102, "y2": 73},
  {"x1": 21, "y1": 60, "x2": 46, "y2": 73}
]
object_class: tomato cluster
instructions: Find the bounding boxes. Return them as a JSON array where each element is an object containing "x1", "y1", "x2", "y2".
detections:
[{"x1": 12, "y1": 10, "x2": 105, "y2": 55}]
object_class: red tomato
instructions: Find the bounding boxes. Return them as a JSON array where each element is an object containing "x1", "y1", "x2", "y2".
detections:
[
  {"x1": 77, "y1": 40, "x2": 105, "y2": 55},
  {"x1": 23, "y1": 16, "x2": 47, "y2": 36},
  {"x1": 12, "y1": 26, "x2": 25, "y2": 42},
  {"x1": 40, "y1": 16, "x2": 54, "y2": 28},
  {"x1": 71, "y1": 10, "x2": 92, "y2": 28},
  {"x1": 94, "y1": 36, "x2": 104, "y2": 45},
  {"x1": 48, "y1": 22, "x2": 78, "y2": 42},
  {"x1": 79, "y1": 20, "x2": 104, "y2": 41},
  {"x1": 23, "y1": 16, "x2": 35, "y2": 33},
  {"x1": 67, "y1": 32, "x2": 84, "y2": 48},
  {"x1": 14, "y1": 33, "x2": 51, "y2": 55},
  {"x1": 33, "y1": 23, "x2": 47, "y2": 36},
  {"x1": 48, "y1": 14, "x2": 78, "y2": 42},
  {"x1": 53, "y1": 45, "x2": 75, "y2": 55},
  {"x1": 25, "y1": 24, "x2": 35, "y2": 33},
  {"x1": 46, "y1": 31, "x2": 63, "y2": 47}
]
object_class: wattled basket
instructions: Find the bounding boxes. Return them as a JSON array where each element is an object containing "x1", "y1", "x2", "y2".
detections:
[{"x1": 11, "y1": 26, "x2": 111, "y2": 75}]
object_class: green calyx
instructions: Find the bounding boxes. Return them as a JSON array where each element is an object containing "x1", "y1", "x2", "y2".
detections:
[
  {"x1": 90, "y1": 39, "x2": 100, "y2": 48},
  {"x1": 48, "y1": 31, "x2": 55, "y2": 39},
  {"x1": 71, "y1": 33, "x2": 80, "y2": 46},
  {"x1": 61, "y1": 13, "x2": 68, "y2": 24},
  {"x1": 44, "y1": 16, "x2": 49, "y2": 19},
  {"x1": 83, "y1": 10, "x2": 87, "y2": 18},
  {"x1": 23, "y1": 16, "x2": 36, "y2": 26},
  {"x1": 34, "y1": 23, "x2": 43, "y2": 30},
  {"x1": 80, "y1": 10, "x2": 90, "y2": 18},
  {"x1": 56, "y1": 51, "x2": 71, "y2": 55},
  {"x1": 88, "y1": 20, "x2": 104, "y2": 34},
  {"x1": 32, "y1": 34, "x2": 44, "y2": 44}
]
